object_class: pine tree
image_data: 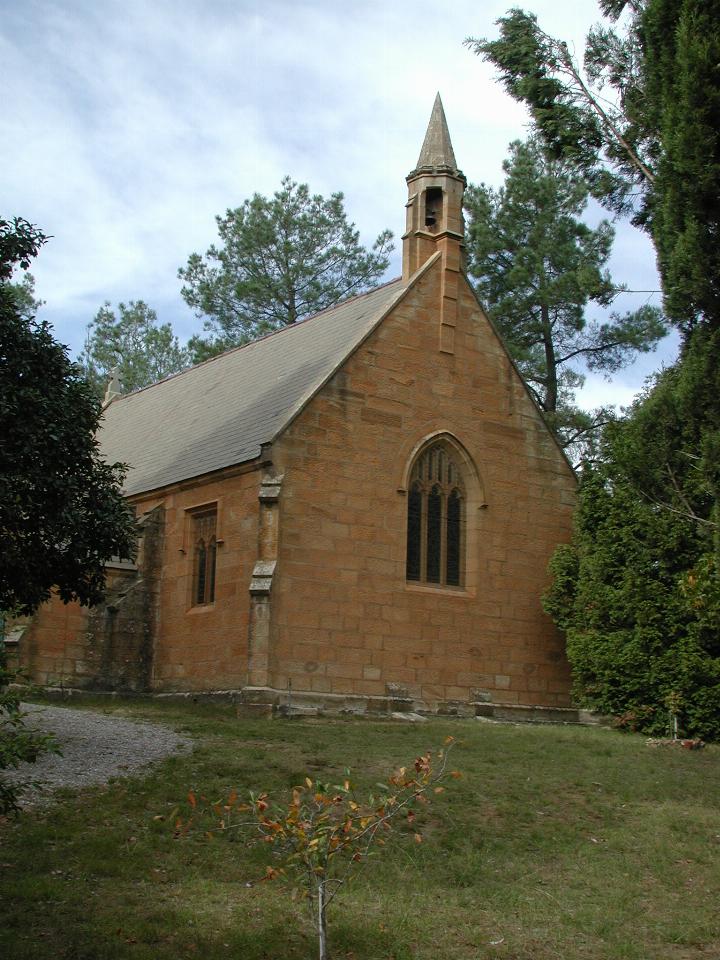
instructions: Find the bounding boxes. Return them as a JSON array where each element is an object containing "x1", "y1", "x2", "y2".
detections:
[
  {"x1": 78, "y1": 300, "x2": 190, "y2": 397},
  {"x1": 466, "y1": 137, "x2": 665, "y2": 457},
  {"x1": 179, "y1": 177, "x2": 393, "y2": 359}
]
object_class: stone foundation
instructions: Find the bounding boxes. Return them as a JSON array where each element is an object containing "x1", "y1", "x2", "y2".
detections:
[{"x1": 21, "y1": 682, "x2": 600, "y2": 726}]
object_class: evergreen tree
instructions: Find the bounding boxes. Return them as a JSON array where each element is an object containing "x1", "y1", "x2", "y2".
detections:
[
  {"x1": 466, "y1": 0, "x2": 720, "y2": 332},
  {"x1": 469, "y1": 1, "x2": 720, "y2": 733},
  {"x1": 179, "y1": 176, "x2": 394, "y2": 359},
  {"x1": 466, "y1": 137, "x2": 665, "y2": 457},
  {"x1": 0, "y1": 217, "x2": 137, "y2": 615},
  {"x1": 7, "y1": 272, "x2": 43, "y2": 321},
  {"x1": 544, "y1": 329, "x2": 720, "y2": 738},
  {"x1": 78, "y1": 300, "x2": 190, "y2": 398},
  {"x1": 642, "y1": 0, "x2": 720, "y2": 331}
]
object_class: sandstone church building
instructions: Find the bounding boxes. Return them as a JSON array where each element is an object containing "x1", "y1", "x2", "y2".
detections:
[{"x1": 19, "y1": 97, "x2": 577, "y2": 717}]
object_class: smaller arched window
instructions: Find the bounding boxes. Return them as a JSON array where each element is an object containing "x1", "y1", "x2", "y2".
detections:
[
  {"x1": 406, "y1": 442, "x2": 465, "y2": 587},
  {"x1": 192, "y1": 508, "x2": 217, "y2": 605}
]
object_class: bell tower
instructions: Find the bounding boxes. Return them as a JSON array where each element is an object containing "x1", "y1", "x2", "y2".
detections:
[{"x1": 402, "y1": 94, "x2": 467, "y2": 352}]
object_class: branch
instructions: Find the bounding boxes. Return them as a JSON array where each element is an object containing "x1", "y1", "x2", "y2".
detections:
[
  {"x1": 555, "y1": 338, "x2": 634, "y2": 365},
  {"x1": 637, "y1": 470, "x2": 717, "y2": 529},
  {"x1": 553, "y1": 40, "x2": 656, "y2": 186}
]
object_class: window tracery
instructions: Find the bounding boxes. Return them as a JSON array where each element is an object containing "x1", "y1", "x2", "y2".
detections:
[{"x1": 406, "y1": 442, "x2": 465, "y2": 587}]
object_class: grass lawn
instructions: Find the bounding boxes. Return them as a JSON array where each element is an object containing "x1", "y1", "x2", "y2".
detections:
[{"x1": 1, "y1": 699, "x2": 719, "y2": 960}]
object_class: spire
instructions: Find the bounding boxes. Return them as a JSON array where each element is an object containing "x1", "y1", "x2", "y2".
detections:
[
  {"x1": 413, "y1": 93, "x2": 458, "y2": 174},
  {"x1": 402, "y1": 94, "x2": 467, "y2": 287},
  {"x1": 103, "y1": 366, "x2": 123, "y2": 406},
  {"x1": 402, "y1": 95, "x2": 466, "y2": 353}
]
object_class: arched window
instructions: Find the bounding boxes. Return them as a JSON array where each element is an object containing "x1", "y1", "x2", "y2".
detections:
[
  {"x1": 192, "y1": 508, "x2": 217, "y2": 605},
  {"x1": 406, "y1": 442, "x2": 466, "y2": 587}
]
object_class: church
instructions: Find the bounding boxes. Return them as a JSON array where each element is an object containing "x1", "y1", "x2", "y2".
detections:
[{"x1": 18, "y1": 97, "x2": 577, "y2": 718}]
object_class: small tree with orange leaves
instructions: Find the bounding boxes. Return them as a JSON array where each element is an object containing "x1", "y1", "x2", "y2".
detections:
[{"x1": 174, "y1": 737, "x2": 460, "y2": 960}]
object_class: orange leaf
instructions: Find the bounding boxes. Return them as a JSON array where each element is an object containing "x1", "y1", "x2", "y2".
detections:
[
  {"x1": 414, "y1": 833, "x2": 423, "y2": 844},
  {"x1": 187, "y1": 790, "x2": 196, "y2": 809},
  {"x1": 434, "y1": 786, "x2": 445, "y2": 794}
]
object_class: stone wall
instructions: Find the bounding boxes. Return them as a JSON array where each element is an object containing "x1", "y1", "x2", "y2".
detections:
[
  {"x1": 18, "y1": 506, "x2": 164, "y2": 691},
  {"x1": 268, "y1": 260, "x2": 576, "y2": 710},
  {"x1": 20, "y1": 463, "x2": 262, "y2": 693},
  {"x1": 137, "y1": 466, "x2": 260, "y2": 691}
]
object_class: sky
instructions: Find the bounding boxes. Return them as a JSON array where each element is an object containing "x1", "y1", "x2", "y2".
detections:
[{"x1": 2, "y1": 0, "x2": 675, "y2": 411}]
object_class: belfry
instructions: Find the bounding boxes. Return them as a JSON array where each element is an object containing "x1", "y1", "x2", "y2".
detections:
[{"x1": 403, "y1": 93, "x2": 467, "y2": 353}]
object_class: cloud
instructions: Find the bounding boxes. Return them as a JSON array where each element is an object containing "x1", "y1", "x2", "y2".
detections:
[{"x1": 2, "y1": 0, "x2": 670, "y2": 410}]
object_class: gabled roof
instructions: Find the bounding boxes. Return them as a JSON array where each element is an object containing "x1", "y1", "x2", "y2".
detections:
[{"x1": 100, "y1": 278, "x2": 410, "y2": 496}]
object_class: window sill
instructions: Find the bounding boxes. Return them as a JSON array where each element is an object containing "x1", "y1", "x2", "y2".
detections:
[
  {"x1": 405, "y1": 583, "x2": 474, "y2": 599},
  {"x1": 187, "y1": 603, "x2": 216, "y2": 614}
]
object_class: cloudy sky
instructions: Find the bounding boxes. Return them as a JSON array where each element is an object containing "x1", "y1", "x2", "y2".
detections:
[{"x1": 3, "y1": 0, "x2": 673, "y2": 409}]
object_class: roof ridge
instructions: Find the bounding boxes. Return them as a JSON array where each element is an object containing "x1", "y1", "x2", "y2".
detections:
[{"x1": 111, "y1": 277, "x2": 404, "y2": 404}]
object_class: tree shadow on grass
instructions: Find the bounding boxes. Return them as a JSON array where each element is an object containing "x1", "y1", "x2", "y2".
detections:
[{"x1": 14, "y1": 903, "x2": 417, "y2": 960}]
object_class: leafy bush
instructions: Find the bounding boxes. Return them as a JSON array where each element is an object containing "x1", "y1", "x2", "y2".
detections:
[
  {"x1": 544, "y1": 329, "x2": 720, "y2": 738},
  {"x1": 0, "y1": 644, "x2": 59, "y2": 814}
]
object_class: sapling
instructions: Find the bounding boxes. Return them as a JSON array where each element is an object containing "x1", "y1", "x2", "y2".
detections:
[
  {"x1": 173, "y1": 737, "x2": 460, "y2": 960},
  {"x1": 664, "y1": 690, "x2": 683, "y2": 740}
]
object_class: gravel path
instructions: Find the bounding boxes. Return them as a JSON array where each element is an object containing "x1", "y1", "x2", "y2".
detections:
[{"x1": 5, "y1": 703, "x2": 192, "y2": 806}]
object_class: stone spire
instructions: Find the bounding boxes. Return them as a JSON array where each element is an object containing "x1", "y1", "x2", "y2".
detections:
[
  {"x1": 413, "y1": 93, "x2": 459, "y2": 174},
  {"x1": 402, "y1": 95, "x2": 466, "y2": 276}
]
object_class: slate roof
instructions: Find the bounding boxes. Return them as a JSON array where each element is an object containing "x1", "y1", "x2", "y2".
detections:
[{"x1": 99, "y1": 278, "x2": 408, "y2": 496}]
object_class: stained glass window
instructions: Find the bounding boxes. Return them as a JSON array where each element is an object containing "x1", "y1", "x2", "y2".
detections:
[{"x1": 406, "y1": 442, "x2": 465, "y2": 588}]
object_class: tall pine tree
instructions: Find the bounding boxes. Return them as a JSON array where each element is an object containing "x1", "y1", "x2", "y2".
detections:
[
  {"x1": 466, "y1": 137, "x2": 665, "y2": 457},
  {"x1": 179, "y1": 177, "x2": 393, "y2": 360}
]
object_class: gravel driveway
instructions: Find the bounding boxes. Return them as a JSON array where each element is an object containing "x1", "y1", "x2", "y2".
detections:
[{"x1": 5, "y1": 702, "x2": 192, "y2": 806}]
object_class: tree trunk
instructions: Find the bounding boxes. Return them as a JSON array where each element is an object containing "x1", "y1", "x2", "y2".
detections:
[
  {"x1": 541, "y1": 303, "x2": 558, "y2": 412},
  {"x1": 317, "y1": 881, "x2": 328, "y2": 960}
]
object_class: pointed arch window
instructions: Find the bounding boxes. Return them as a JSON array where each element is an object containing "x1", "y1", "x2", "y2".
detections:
[
  {"x1": 192, "y1": 508, "x2": 217, "y2": 606},
  {"x1": 406, "y1": 442, "x2": 465, "y2": 587}
]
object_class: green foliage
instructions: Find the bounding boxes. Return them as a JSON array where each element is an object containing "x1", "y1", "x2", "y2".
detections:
[
  {"x1": 466, "y1": 7, "x2": 654, "y2": 219},
  {"x1": 467, "y1": 0, "x2": 720, "y2": 331},
  {"x1": 544, "y1": 329, "x2": 720, "y2": 738},
  {"x1": 642, "y1": 0, "x2": 720, "y2": 330},
  {"x1": 0, "y1": 217, "x2": 47, "y2": 279},
  {"x1": 6, "y1": 273, "x2": 43, "y2": 321},
  {"x1": 0, "y1": 218, "x2": 137, "y2": 615},
  {"x1": 0, "y1": 650, "x2": 59, "y2": 815},
  {"x1": 179, "y1": 176, "x2": 394, "y2": 358},
  {"x1": 78, "y1": 300, "x2": 190, "y2": 398},
  {"x1": 465, "y1": 137, "x2": 665, "y2": 457},
  {"x1": 0, "y1": 218, "x2": 45, "y2": 323}
]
